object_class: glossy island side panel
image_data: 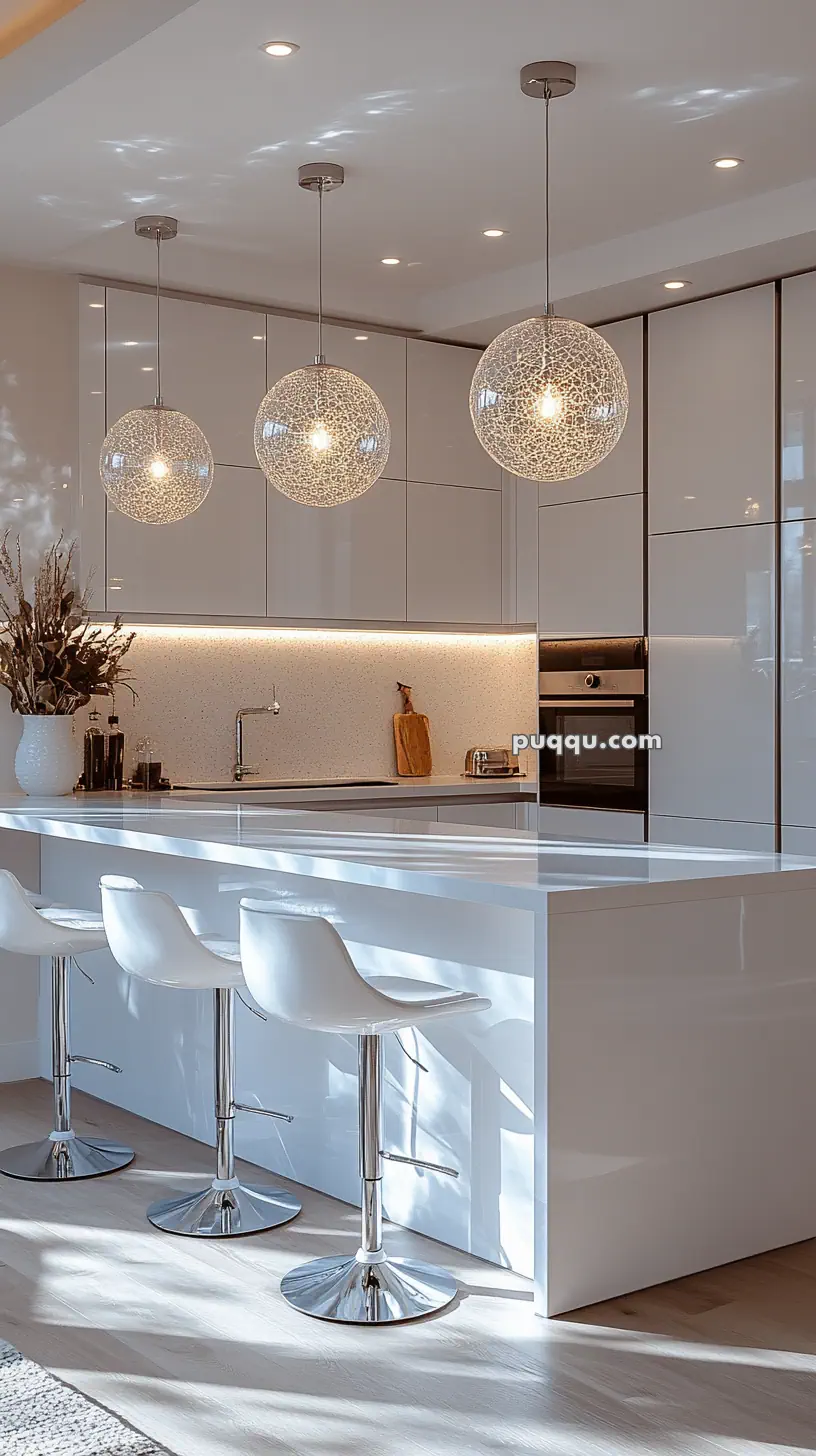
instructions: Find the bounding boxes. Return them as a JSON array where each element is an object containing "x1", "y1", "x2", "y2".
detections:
[
  {"x1": 542, "y1": 870, "x2": 816, "y2": 1315},
  {"x1": 40, "y1": 835, "x2": 534, "y2": 1276}
]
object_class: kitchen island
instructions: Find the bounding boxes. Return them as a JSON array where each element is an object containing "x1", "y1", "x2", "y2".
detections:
[{"x1": 1, "y1": 794, "x2": 815, "y2": 1316}]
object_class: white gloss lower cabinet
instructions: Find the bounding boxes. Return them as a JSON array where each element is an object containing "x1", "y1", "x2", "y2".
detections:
[
  {"x1": 649, "y1": 524, "x2": 775, "y2": 823},
  {"x1": 538, "y1": 494, "x2": 643, "y2": 638},
  {"x1": 650, "y1": 815, "x2": 775, "y2": 852},
  {"x1": 407, "y1": 482, "x2": 502, "y2": 623},
  {"x1": 538, "y1": 805, "x2": 645, "y2": 843},
  {"x1": 267, "y1": 478, "x2": 406, "y2": 621},
  {"x1": 438, "y1": 802, "x2": 518, "y2": 829},
  {"x1": 106, "y1": 465, "x2": 266, "y2": 616}
]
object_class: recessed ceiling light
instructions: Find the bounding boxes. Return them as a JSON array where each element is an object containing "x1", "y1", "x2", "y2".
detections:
[
  {"x1": 354, "y1": 334, "x2": 369, "y2": 341},
  {"x1": 261, "y1": 40, "x2": 299, "y2": 57},
  {"x1": 663, "y1": 279, "x2": 690, "y2": 290},
  {"x1": 141, "y1": 366, "x2": 154, "y2": 372},
  {"x1": 252, "y1": 334, "x2": 264, "y2": 341},
  {"x1": 483, "y1": 228, "x2": 505, "y2": 238},
  {"x1": 122, "y1": 340, "x2": 139, "y2": 346},
  {"x1": 381, "y1": 257, "x2": 400, "y2": 266},
  {"x1": 713, "y1": 156, "x2": 742, "y2": 169},
  {"x1": 89, "y1": 301, "x2": 104, "y2": 309}
]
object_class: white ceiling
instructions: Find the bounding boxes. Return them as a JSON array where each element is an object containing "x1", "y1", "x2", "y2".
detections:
[{"x1": 1, "y1": 0, "x2": 816, "y2": 339}]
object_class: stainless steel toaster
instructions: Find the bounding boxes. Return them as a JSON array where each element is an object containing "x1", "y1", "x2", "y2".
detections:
[{"x1": 464, "y1": 747, "x2": 520, "y2": 778}]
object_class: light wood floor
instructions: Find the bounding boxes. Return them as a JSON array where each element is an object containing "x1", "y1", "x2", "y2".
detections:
[{"x1": 1, "y1": 1081, "x2": 816, "y2": 1455}]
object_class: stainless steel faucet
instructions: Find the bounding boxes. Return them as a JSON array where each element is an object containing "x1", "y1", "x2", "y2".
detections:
[{"x1": 234, "y1": 697, "x2": 279, "y2": 781}]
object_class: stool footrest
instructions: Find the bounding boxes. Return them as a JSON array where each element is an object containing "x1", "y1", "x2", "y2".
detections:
[
  {"x1": 71, "y1": 1055, "x2": 123, "y2": 1074},
  {"x1": 381, "y1": 1149, "x2": 459, "y2": 1179},
  {"x1": 234, "y1": 1102, "x2": 294, "y2": 1124}
]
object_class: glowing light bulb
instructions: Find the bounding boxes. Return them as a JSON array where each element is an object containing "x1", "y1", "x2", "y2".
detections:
[
  {"x1": 536, "y1": 384, "x2": 563, "y2": 422},
  {"x1": 149, "y1": 457, "x2": 169, "y2": 480},
  {"x1": 309, "y1": 424, "x2": 332, "y2": 453}
]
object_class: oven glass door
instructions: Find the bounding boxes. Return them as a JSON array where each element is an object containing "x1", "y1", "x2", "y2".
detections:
[{"x1": 538, "y1": 698, "x2": 648, "y2": 811}]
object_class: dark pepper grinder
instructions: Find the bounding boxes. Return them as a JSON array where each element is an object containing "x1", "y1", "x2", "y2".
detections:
[
  {"x1": 106, "y1": 711, "x2": 125, "y2": 790},
  {"x1": 83, "y1": 710, "x2": 106, "y2": 791}
]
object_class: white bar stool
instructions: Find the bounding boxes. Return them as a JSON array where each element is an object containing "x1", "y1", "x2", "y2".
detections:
[
  {"x1": 100, "y1": 876, "x2": 301, "y2": 1238},
  {"x1": 239, "y1": 899, "x2": 491, "y2": 1325},
  {"x1": 0, "y1": 868, "x2": 134, "y2": 1181}
]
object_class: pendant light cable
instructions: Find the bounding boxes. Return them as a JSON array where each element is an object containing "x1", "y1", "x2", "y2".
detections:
[
  {"x1": 544, "y1": 86, "x2": 551, "y2": 315},
  {"x1": 316, "y1": 180, "x2": 324, "y2": 364},
  {"x1": 155, "y1": 231, "x2": 162, "y2": 406}
]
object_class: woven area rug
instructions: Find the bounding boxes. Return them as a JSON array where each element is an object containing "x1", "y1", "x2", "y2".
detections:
[{"x1": 0, "y1": 1340, "x2": 171, "y2": 1456}]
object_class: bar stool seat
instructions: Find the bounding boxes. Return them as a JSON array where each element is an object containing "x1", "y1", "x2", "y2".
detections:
[
  {"x1": 100, "y1": 876, "x2": 301, "y2": 1238},
  {"x1": 0, "y1": 869, "x2": 134, "y2": 1182},
  {"x1": 239, "y1": 901, "x2": 491, "y2": 1325}
]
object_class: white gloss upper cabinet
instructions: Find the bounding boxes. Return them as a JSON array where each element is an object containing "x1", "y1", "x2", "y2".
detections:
[
  {"x1": 407, "y1": 482, "x2": 501, "y2": 623},
  {"x1": 407, "y1": 339, "x2": 500, "y2": 489},
  {"x1": 106, "y1": 466, "x2": 266, "y2": 617},
  {"x1": 322, "y1": 325, "x2": 406, "y2": 480},
  {"x1": 105, "y1": 288, "x2": 266, "y2": 468},
  {"x1": 648, "y1": 285, "x2": 776, "y2": 533},
  {"x1": 781, "y1": 516, "x2": 816, "y2": 828},
  {"x1": 781, "y1": 271, "x2": 816, "y2": 521},
  {"x1": 649, "y1": 524, "x2": 775, "y2": 824},
  {"x1": 267, "y1": 478, "x2": 406, "y2": 621},
  {"x1": 537, "y1": 316, "x2": 644, "y2": 507},
  {"x1": 538, "y1": 493, "x2": 643, "y2": 638}
]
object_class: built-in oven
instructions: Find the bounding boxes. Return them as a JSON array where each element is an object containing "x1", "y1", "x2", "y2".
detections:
[{"x1": 538, "y1": 637, "x2": 648, "y2": 813}]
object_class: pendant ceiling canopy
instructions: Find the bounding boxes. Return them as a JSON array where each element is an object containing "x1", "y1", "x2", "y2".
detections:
[{"x1": 470, "y1": 63, "x2": 629, "y2": 483}]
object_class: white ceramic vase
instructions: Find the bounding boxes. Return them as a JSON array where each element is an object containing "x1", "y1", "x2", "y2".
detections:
[{"x1": 14, "y1": 714, "x2": 78, "y2": 796}]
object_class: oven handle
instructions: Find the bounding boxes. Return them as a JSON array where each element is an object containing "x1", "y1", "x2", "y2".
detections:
[{"x1": 539, "y1": 698, "x2": 636, "y2": 709}]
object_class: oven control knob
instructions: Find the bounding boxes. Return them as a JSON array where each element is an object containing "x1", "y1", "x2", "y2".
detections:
[{"x1": 584, "y1": 674, "x2": 601, "y2": 688}]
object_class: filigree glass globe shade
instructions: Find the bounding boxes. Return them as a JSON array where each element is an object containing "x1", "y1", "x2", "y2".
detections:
[
  {"x1": 470, "y1": 315, "x2": 629, "y2": 482},
  {"x1": 100, "y1": 405, "x2": 214, "y2": 525},
  {"x1": 254, "y1": 362, "x2": 390, "y2": 506}
]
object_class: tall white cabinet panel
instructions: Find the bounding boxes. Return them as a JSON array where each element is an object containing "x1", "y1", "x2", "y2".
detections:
[
  {"x1": 267, "y1": 478, "x2": 407, "y2": 621},
  {"x1": 781, "y1": 271, "x2": 816, "y2": 521},
  {"x1": 781, "y1": 516, "x2": 816, "y2": 827},
  {"x1": 322, "y1": 325, "x2": 407, "y2": 481},
  {"x1": 105, "y1": 288, "x2": 266, "y2": 467},
  {"x1": 537, "y1": 316, "x2": 645, "y2": 507},
  {"x1": 406, "y1": 339, "x2": 499, "y2": 489},
  {"x1": 106, "y1": 466, "x2": 266, "y2": 617},
  {"x1": 538, "y1": 493, "x2": 643, "y2": 638},
  {"x1": 265, "y1": 313, "x2": 314, "y2": 392},
  {"x1": 648, "y1": 285, "x2": 775, "y2": 533},
  {"x1": 649, "y1": 524, "x2": 775, "y2": 823},
  {"x1": 407, "y1": 482, "x2": 501, "y2": 623}
]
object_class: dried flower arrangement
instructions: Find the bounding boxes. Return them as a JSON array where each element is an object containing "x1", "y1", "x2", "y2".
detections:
[{"x1": 0, "y1": 534, "x2": 135, "y2": 715}]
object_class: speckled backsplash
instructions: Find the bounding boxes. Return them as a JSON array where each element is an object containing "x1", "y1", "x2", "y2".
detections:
[{"x1": 97, "y1": 627, "x2": 537, "y2": 784}]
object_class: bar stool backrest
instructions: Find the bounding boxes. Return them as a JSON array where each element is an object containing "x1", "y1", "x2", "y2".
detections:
[
  {"x1": 0, "y1": 868, "x2": 55, "y2": 954},
  {"x1": 101, "y1": 875, "x2": 213, "y2": 987},
  {"x1": 239, "y1": 900, "x2": 382, "y2": 1033}
]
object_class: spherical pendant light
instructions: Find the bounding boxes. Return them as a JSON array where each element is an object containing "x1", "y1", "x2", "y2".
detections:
[
  {"x1": 470, "y1": 63, "x2": 628, "y2": 483},
  {"x1": 100, "y1": 216, "x2": 214, "y2": 524},
  {"x1": 255, "y1": 164, "x2": 390, "y2": 508},
  {"x1": 470, "y1": 314, "x2": 628, "y2": 481},
  {"x1": 255, "y1": 361, "x2": 390, "y2": 506},
  {"x1": 100, "y1": 404, "x2": 214, "y2": 524}
]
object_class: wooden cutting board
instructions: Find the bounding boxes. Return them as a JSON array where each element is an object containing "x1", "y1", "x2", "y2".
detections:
[{"x1": 393, "y1": 682, "x2": 432, "y2": 777}]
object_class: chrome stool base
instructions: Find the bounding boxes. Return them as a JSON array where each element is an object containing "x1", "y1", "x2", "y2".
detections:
[
  {"x1": 147, "y1": 1179, "x2": 301, "y2": 1238},
  {"x1": 280, "y1": 1252, "x2": 458, "y2": 1324},
  {"x1": 0, "y1": 1134, "x2": 134, "y2": 1182}
]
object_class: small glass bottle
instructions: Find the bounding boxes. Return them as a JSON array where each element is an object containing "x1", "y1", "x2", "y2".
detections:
[
  {"x1": 106, "y1": 711, "x2": 125, "y2": 790},
  {"x1": 83, "y1": 710, "x2": 106, "y2": 791}
]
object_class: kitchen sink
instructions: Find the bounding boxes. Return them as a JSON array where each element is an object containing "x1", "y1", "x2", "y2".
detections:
[{"x1": 174, "y1": 777, "x2": 401, "y2": 792}]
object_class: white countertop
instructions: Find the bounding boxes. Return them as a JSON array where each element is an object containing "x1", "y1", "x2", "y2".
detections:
[{"x1": 0, "y1": 794, "x2": 813, "y2": 913}]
